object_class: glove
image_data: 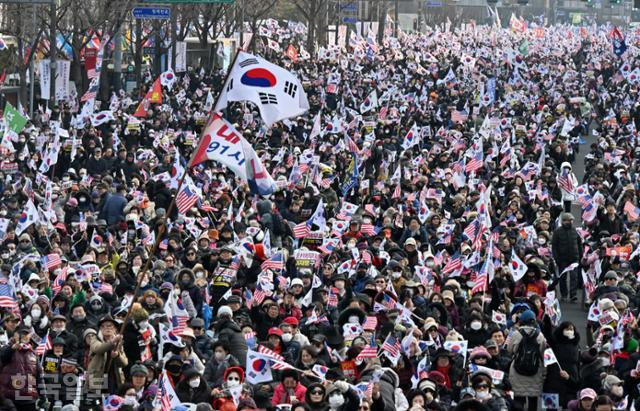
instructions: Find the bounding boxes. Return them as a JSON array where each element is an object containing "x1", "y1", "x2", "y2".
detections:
[
  {"x1": 334, "y1": 380, "x2": 349, "y2": 393},
  {"x1": 23, "y1": 317, "x2": 31, "y2": 327}
]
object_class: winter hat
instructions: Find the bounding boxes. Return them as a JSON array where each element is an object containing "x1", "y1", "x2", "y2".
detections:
[
  {"x1": 602, "y1": 374, "x2": 623, "y2": 391},
  {"x1": 469, "y1": 346, "x2": 491, "y2": 361},
  {"x1": 519, "y1": 310, "x2": 536, "y2": 324},
  {"x1": 130, "y1": 303, "x2": 149, "y2": 323},
  {"x1": 599, "y1": 298, "x2": 616, "y2": 312},
  {"x1": 625, "y1": 338, "x2": 638, "y2": 354},
  {"x1": 217, "y1": 305, "x2": 233, "y2": 318}
]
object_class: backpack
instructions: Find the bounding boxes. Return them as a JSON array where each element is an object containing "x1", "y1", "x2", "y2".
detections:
[{"x1": 513, "y1": 329, "x2": 541, "y2": 376}]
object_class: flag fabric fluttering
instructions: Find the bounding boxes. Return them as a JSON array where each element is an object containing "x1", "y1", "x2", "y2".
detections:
[{"x1": 215, "y1": 51, "x2": 310, "y2": 127}]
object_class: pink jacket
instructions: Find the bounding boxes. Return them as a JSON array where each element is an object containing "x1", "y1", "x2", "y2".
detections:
[{"x1": 271, "y1": 383, "x2": 307, "y2": 406}]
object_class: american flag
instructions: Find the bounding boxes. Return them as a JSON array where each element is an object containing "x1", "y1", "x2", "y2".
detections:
[
  {"x1": 244, "y1": 331, "x2": 257, "y2": 341},
  {"x1": 466, "y1": 152, "x2": 483, "y2": 174},
  {"x1": 35, "y1": 331, "x2": 52, "y2": 356},
  {"x1": 625, "y1": 201, "x2": 640, "y2": 221},
  {"x1": 345, "y1": 135, "x2": 360, "y2": 154},
  {"x1": 252, "y1": 282, "x2": 269, "y2": 306},
  {"x1": 41, "y1": 253, "x2": 62, "y2": 271},
  {"x1": 176, "y1": 186, "x2": 199, "y2": 214},
  {"x1": 81, "y1": 77, "x2": 100, "y2": 102},
  {"x1": 261, "y1": 252, "x2": 284, "y2": 271},
  {"x1": 363, "y1": 316, "x2": 378, "y2": 330},
  {"x1": 392, "y1": 184, "x2": 401, "y2": 199},
  {"x1": 92, "y1": 282, "x2": 113, "y2": 295},
  {"x1": 257, "y1": 344, "x2": 293, "y2": 370},
  {"x1": 0, "y1": 281, "x2": 18, "y2": 312},
  {"x1": 362, "y1": 250, "x2": 372, "y2": 265},
  {"x1": 451, "y1": 110, "x2": 468, "y2": 123},
  {"x1": 327, "y1": 287, "x2": 339, "y2": 307},
  {"x1": 360, "y1": 223, "x2": 378, "y2": 236},
  {"x1": 293, "y1": 220, "x2": 312, "y2": 238},
  {"x1": 170, "y1": 298, "x2": 189, "y2": 334},
  {"x1": 51, "y1": 267, "x2": 68, "y2": 295},
  {"x1": 381, "y1": 334, "x2": 401, "y2": 359},
  {"x1": 356, "y1": 344, "x2": 378, "y2": 362},
  {"x1": 557, "y1": 169, "x2": 574, "y2": 193},
  {"x1": 441, "y1": 253, "x2": 462, "y2": 275},
  {"x1": 463, "y1": 219, "x2": 480, "y2": 243}
]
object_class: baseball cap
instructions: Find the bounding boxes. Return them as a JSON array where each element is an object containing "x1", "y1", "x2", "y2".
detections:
[{"x1": 579, "y1": 388, "x2": 597, "y2": 400}]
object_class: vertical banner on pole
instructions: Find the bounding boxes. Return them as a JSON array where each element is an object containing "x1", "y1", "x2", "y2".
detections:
[
  {"x1": 55, "y1": 61, "x2": 71, "y2": 101},
  {"x1": 39, "y1": 60, "x2": 51, "y2": 100},
  {"x1": 175, "y1": 41, "x2": 187, "y2": 73}
]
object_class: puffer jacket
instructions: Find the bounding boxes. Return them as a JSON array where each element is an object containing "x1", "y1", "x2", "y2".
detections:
[
  {"x1": 507, "y1": 325, "x2": 547, "y2": 397},
  {"x1": 0, "y1": 346, "x2": 39, "y2": 401},
  {"x1": 213, "y1": 318, "x2": 248, "y2": 367}
]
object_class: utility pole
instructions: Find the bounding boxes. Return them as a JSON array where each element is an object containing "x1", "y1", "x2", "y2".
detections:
[
  {"x1": 170, "y1": 4, "x2": 177, "y2": 70},
  {"x1": 114, "y1": 27, "x2": 122, "y2": 91},
  {"x1": 29, "y1": 4, "x2": 36, "y2": 117},
  {"x1": 49, "y1": 0, "x2": 56, "y2": 108}
]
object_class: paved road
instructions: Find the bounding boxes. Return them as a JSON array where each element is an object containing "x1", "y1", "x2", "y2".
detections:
[{"x1": 561, "y1": 123, "x2": 595, "y2": 348}]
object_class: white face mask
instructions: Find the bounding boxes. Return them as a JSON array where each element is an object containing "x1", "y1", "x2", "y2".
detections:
[
  {"x1": 476, "y1": 390, "x2": 491, "y2": 400},
  {"x1": 282, "y1": 333, "x2": 293, "y2": 343},
  {"x1": 392, "y1": 272, "x2": 402, "y2": 279},
  {"x1": 348, "y1": 316, "x2": 360, "y2": 324},
  {"x1": 611, "y1": 386, "x2": 624, "y2": 397},
  {"x1": 227, "y1": 379, "x2": 240, "y2": 388},
  {"x1": 189, "y1": 378, "x2": 200, "y2": 388},
  {"x1": 214, "y1": 352, "x2": 225, "y2": 361},
  {"x1": 138, "y1": 321, "x2": 149, "y2": 330},
  {"x1": 600, "y1": 358, "x2": 611, "y2": 367},
  {"x1": 52, "y1": 327, "x2": 64, "y2": 333},
  {"x1": 329, "y1": 395, "x2": 345, "y2": 407},
  {"x1": 563, "y1": 329, "x2": 575, "y2": 339},
  {"x1": 470, "y1": 321, "x2": 482, "y2": 331},
  {"x1": 31, "y1": 308, "x2": 41, "y2": 319}
]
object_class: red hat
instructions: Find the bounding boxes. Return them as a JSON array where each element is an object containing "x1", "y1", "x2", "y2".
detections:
[
  {"x1": 267, "y1": 327, "x2": 283, "y2": 337},
  {"x1": 223, "y1": 366, "x2": 245, "y2": 383},
  {"x1": 283, "y1": 316, "x2": 299, "y2": 327}
]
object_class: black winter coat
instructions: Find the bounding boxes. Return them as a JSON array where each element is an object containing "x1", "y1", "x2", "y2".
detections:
[
  {"x1": 213, "y1": 318, "x2": 248, "y2": 367},
  {"x1": 543, "y1": 324, "x2": 580, "y2": 407},
  {"x1": 551, "y1": 226, "x2": 582, "y2": 264},
  {"x1": 175, "y1": 378, "x2": 212, "y2": 404}
]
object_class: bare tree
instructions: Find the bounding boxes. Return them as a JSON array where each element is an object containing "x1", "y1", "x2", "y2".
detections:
[
  {"x1": 0, "y1": 3, "x2": 47, "y2": 107},
  {"x1": 244, "y1": 0, "x2": 279, "y2": 52},
  {"x1": 293, "y1": 0, "x2": 329, "y2": 54}
]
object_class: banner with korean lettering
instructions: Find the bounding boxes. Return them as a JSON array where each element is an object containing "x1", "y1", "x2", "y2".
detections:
[
  {"x1": 55, "y1": 60, "x2": 71, "y2": 101},
  {"x1": 175, "y1": 41, "x2": 187, "y2": 73},
  {"x1": 39, "y1": 60, "x2": 51, "y2": 100},
  {"x1": 190, "y1": 113, "x2": 248, "y2": 178}
]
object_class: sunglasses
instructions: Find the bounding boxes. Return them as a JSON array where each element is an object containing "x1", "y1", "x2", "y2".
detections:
[
  {"x1": 187, "y1": 252, "x2": 195, "y2": 256},
  {"x1": 474, "y1": 384, "x2": 489, "y2": 389},
  {"x1": 310, "y1": 390, "x2": 324, "y2": 395},
  {"x1": 165, "y1": 258, "x2": 174, "y2": 262}
]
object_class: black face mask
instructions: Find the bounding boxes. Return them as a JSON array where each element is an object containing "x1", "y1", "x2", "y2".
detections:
[{"x1": 165, "y1": 364, "x2": 181, "y2": 375}]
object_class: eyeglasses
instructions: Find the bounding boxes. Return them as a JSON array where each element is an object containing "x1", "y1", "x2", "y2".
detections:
[
  {"x1": 474, "y1": 384, "x2": 489, "y2": 389},
  {"x1": 165, "y1": 258, "x2": 174, "y2": 262},
  {"x1": 187, "y1": 252, "x2": 195, "y2": 256},
  {"x1": 310, "y1": 390, "x2": 324, "y2": 395}
]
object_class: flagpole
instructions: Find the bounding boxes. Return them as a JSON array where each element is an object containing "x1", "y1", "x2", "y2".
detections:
[{"x1": 107, "y1": 48, "x2": 244, "y2": 371}]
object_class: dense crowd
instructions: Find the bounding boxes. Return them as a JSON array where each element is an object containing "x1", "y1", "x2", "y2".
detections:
[{"x1": 0, "y1": 17, "x2": 639, "y2": 411}]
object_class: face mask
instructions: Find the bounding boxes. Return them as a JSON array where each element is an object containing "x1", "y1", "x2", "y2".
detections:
[
  {"x1": 612, "y1": 386, "x2": 624, "y2": 397},
  {"x1": 52, "y1": 327, "x2": 64, "y2": 333},
  {"x1": 563, "y1": 329, "x2": 575, "y2": 339},
  {"x1": 282, "y1": 333, "x2": 293, "y2": 343},
  {"x1": 426, "y1": 261, "x2": 434, "y2": 268},
  {"x1": 392, "y1": 272, "x2": 402, "y2": 279},
  {"x1": 227, "y1": 379, "x2": 240, "y2": 388},
  {"x1": 138, "y1": 321, "x2": 149, "y2": 330},
  {"x1": 470, "y1": 321, "x2": 482, "y2": 331},
  {"x1": 476, "y1": 390, "x2": 490, "y2": 400},
  {"x1": 132, "y1": 266, "x2": 140, "y2": 275},
  {"x1": 329, "y1": 395, "x2": 345, "y2": 407},
  {"x1": 348, "y1": 316, "x2": 360, "y2": 324},
  {"x1": 600, "y1": 358, "x2": 611, "y2": 367},
  {"x1": 189, "y1": 378, "x2": 200, "y2": 388},
  {"x1": 73, "y1": 315, "x2": 85, "y2": 322},
  {"x1": 1, "y1": 253, "x2": 9, "y2": 260},
  {"x1": 31, "y1": 308, "x2": 41, "y2": 319},
  {"x1": 214, "y1": 352, "x2": 225, "y2": 362},
  {"x1": 140, "y1": 280, "x2": 148, "y2": 288}
]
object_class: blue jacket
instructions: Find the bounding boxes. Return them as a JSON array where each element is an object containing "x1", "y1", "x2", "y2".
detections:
[{"x1": 100, "y1": 193, "x2": 127, "y2": 225}]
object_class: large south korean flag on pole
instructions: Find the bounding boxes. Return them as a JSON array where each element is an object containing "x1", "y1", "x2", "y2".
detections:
[{"x1": 215, "y1": 51, "x2": 310, "y2": 127}]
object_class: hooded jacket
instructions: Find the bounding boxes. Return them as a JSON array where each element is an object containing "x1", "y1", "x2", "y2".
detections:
[{"x1": 213, "y1": 318, "x2": 248, "y2": 367}]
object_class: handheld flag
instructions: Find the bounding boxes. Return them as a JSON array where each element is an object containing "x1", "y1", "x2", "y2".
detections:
[{"x1": 215, "y1": 51, "x2": 310, "y2": 126}]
